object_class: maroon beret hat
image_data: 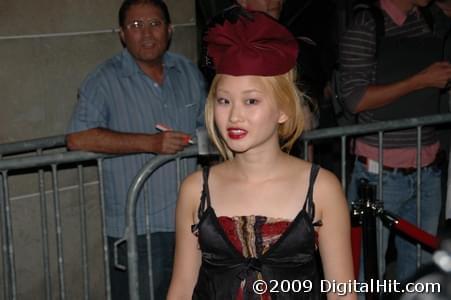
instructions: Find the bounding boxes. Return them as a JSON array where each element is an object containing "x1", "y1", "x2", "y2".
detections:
[{"x1": 205, "y1": 10, "x2": 298, "y2": 76}]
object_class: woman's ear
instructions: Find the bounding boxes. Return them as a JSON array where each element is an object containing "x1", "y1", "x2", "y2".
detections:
[{"x1": 278, "y1": 111, "x2": 289, "y2": 124}]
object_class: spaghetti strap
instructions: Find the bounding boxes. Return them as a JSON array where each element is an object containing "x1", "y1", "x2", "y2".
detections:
[
  {"x1": 302, "y1": 164, "x2": 320, "y2": 220},
  {"x1": 198, "y1": 166, "x2": 212, "y2": 220}
]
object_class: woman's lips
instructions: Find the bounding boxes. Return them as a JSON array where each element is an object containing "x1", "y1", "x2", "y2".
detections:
[{"x1": 227, "y1": 128, "x2": 247, "y2": 140}]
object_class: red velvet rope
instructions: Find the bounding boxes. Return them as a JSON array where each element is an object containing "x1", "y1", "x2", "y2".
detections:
[
  {"x1": 350, "y1": 211, "x2": 439, "y2": 278},
  {"x1": 394, "y1": 218, "x2": 439, "y2": 251}
]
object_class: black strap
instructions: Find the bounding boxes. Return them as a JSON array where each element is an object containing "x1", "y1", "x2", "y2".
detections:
[
  {"x1": 302, "y1": 164, "x2": 320, "y2": 220},
  {"x1": 198, "y1": 166, "x2": 212, "y2": 220}
]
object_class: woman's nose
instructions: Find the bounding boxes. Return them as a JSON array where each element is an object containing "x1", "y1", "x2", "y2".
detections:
[{"x1": 229, "y1": 104, "x2": 243, "y2": 123}]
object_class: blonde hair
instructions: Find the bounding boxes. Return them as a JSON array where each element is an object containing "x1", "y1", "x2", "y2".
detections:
[{"x1": 205, "y1": 69, "x2": 304, "y2": 160}]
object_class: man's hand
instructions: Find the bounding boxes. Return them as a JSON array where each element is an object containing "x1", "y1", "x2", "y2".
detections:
[
  {"x1": 152, "y1": 131, "x2": 191, "y2": 154},
  {"x1": 413, "y1": 61, "x2": 451, "y2": 90}
]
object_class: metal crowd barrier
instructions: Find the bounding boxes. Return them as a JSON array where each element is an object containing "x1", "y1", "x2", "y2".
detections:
[
  {"x1": 0, "y1": 130, "x2": 216, "y2": 300},
  {"x1": 0, "y1": 138, "x2": 110, "y2": 300},
  {"x1": 118, "y1": 146, "x2": 201, "y2": 300},
  {"x1": 1, "y1": 113, "x2": 451, "y2": 299}
]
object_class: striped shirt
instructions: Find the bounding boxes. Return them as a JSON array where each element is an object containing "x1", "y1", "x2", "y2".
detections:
[
  {"x1": 339, "y1": 2, "x2": 437, "y2": 148},
  {"x1": 68, "y1": 49, "x2": 206, "y2": 237}
]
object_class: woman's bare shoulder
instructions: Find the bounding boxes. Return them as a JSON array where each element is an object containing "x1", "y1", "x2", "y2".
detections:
[
  {"x1": 312, "y1": 166, "x2": 348, "y2": 217},
  {"x1": 182, "y1": 169, "x2": 203, "y2": 186},
  {"x1": 179, "y1": 169, "x2": 204, "y2": 203},
  {"x1": 285, "y1": 157, "x2": 345, "y2": 206},
  {"x1": 314, "y1": 166, "x2": 342, "y2": 192},
  {"x1": 180, "y1": 164, "x2": 226, "y2": 200},
  {"x1": 284, "y1": 155, "x2": 316, "y2": 176},
  {"x1": 285, "y1": 155, "x2": 340, "y2": 186}
]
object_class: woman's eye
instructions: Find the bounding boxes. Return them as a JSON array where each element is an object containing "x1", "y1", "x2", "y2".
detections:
[
  {"x1": 245, "y1": 98, "x2": 259, "y2": 105},
  {"x1": 216, "y1": 97, "x2": 229, "y2": 105}
]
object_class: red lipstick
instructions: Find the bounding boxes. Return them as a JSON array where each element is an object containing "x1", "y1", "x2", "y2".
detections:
[{"x1": 227, "y1": 128, "x2": 247, "y2": 140}]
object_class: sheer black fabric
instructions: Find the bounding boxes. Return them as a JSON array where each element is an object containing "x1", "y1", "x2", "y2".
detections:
[{"x1": 192, "y1": 165, "x2": 322, "y2": 300}]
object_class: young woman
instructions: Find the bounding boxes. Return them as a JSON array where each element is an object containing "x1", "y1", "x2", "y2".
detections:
[{"x1": 167, "y1": 11, "x2": 355, "y2": 300}]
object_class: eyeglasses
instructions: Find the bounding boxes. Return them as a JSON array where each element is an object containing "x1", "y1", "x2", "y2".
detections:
[{"x1": 125, "y1": 19, "x2": 165, "y2": 30}]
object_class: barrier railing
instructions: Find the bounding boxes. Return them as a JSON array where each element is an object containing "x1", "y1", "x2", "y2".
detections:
[
  {"x1": 1, "y1": 113, "x2": 451, "y2": 299},
  {"x1": 0, "y1": 130, "x2": 215, "y2": 300},
  {"x1": 118, "y1": 146, "x2": 200, "y2": 300},
  {"x1": 0, "y1": 140, "x2": 110, "y2": 300}
]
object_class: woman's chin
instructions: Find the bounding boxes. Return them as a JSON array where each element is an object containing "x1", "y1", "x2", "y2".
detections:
[{"x1": 225, "y1": 142, "x2": 249, "y2": 155}]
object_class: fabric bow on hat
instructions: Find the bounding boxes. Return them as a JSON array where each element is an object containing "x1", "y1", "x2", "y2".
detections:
[{"x1": 205, "y1": 10, "x2": 298, "y2": 76}]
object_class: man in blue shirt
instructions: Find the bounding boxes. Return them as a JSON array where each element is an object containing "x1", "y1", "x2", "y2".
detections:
[{"x1": 66, "y1": 0, "x2": 206, "y2": 298}]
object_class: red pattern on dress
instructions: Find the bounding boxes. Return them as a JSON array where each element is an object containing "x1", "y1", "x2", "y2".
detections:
[{"x1": 217, "y1": 216, "x2": 291, "y2": 300}]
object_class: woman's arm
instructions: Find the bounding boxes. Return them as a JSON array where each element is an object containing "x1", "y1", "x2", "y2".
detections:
[
  {"x1": 167, "y1": 172, "x2": 203, "y2": 300},
  {"x1": 315, "y1": 169, "x2": 357, "y2": 300}
]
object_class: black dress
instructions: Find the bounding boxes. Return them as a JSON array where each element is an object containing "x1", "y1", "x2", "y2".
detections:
[{"x1": 192, "y1": 164, "x2": 322, "y2": 300}]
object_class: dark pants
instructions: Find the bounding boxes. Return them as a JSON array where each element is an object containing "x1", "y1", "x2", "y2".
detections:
[{"x1": 108, "y1": 232, "x2": 175, "y2": 300}]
